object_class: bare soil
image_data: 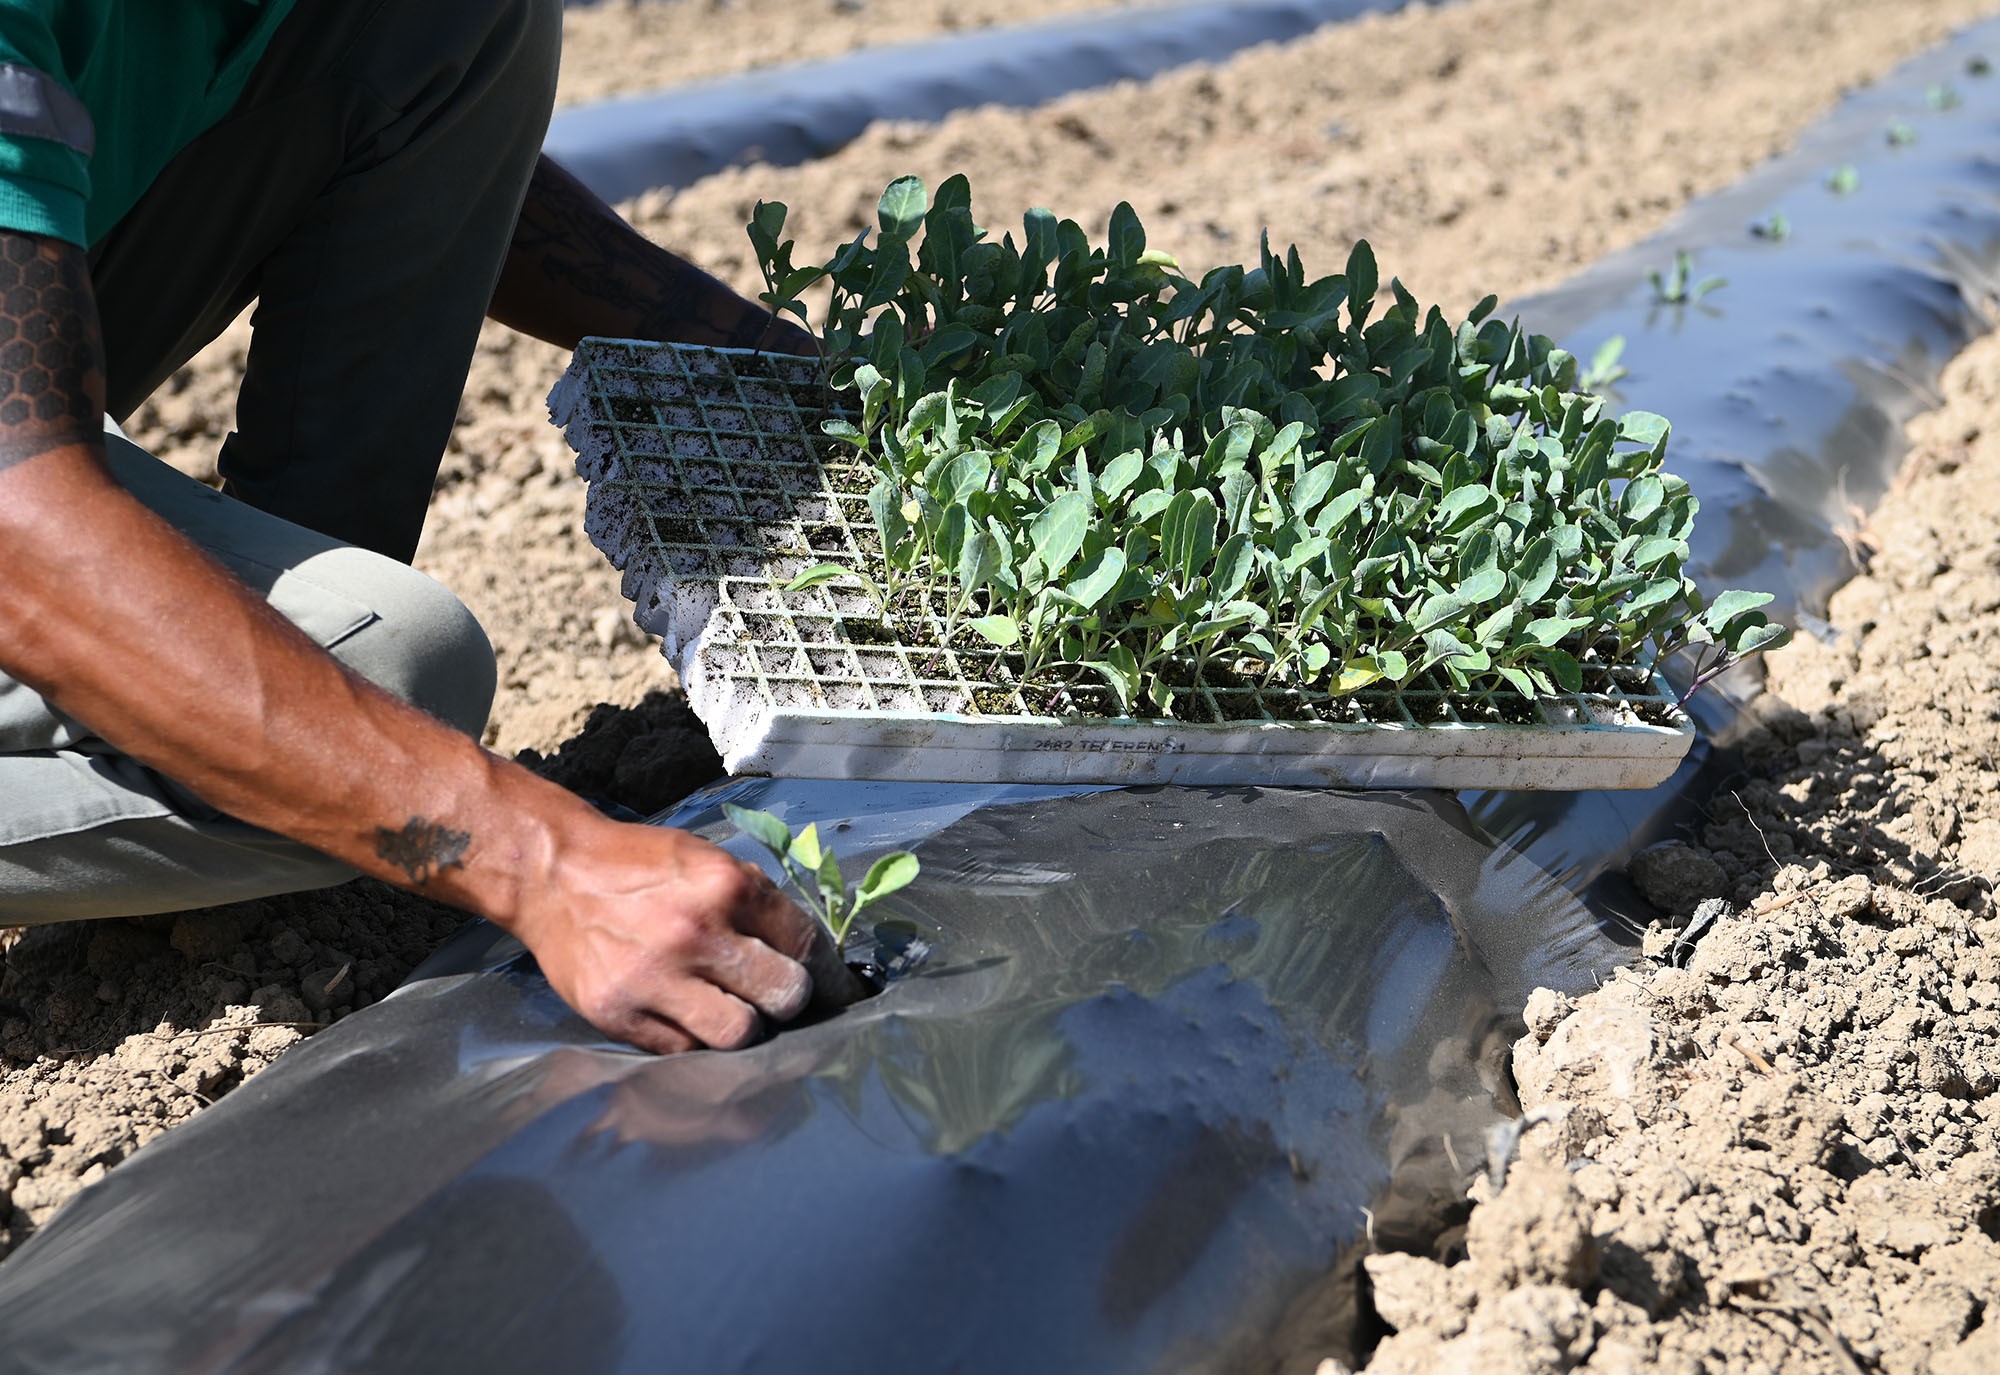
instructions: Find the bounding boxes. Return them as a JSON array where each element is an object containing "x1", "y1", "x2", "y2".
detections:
[
  {"x1": 10, "y1": 5, "x2": 2000, "y2": 1370},
  {"x1": 1340, "y1": 309, "x2": 2000, "y2": 1375}
]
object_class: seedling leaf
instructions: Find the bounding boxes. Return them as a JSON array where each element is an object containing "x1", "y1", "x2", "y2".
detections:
[
  {"x1": 722, "y1": 804, "x2": 791, "y2": 858},
  {"x1": 967, "y1": 614, "x2": 1022, "y2": 646},
  {"x1": 1063, "y1": 546, "x2": 1127, "y2": 610},
  {"x1": 1031, "y1": 494, "x2": 1090, "y2": 578},
  {"x1": 788, "y1": 823, "x2": 825, "y2": 872},
  {"x1": 785, "y1": 562, "x2": 851, "y2": 592},
  {"x1": 858, "y1": 852, "x2": 922, "y2": 906},
  {"x1": 878, "y1": 176, "x2": 929, "y2": 241}
]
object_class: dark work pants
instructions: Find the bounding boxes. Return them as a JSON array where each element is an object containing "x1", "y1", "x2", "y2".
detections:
[{"x1": 90, "y1": 0, "x2": 563, "y2": 563}]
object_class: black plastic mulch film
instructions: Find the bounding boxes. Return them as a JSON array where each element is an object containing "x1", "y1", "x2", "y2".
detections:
[
  {"x1": 542, "y1": 0, "x2": 1423, "y2": 204},
  {"x1": 3, "y1": 17, "x2": 1999, "y2": 1374}
]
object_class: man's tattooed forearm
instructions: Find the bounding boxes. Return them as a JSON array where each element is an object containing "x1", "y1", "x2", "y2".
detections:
[
  {"x1": 374, "y1": 817, "x2": 472, "y2": 886},
  {"x1": 0, "y1": 234, "x2": 104, "y2": 475}
]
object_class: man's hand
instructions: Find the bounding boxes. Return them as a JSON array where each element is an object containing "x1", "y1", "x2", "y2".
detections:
[
  {"x1": 511, "y1": 813, "x2": 863, "y2": 1054},
  {"x1": 491, "y1": 154, "x2": 815, "y2": 356}
]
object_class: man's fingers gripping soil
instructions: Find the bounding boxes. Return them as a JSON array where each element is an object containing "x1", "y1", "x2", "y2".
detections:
[
  {"x1": 723, "y1": 872, "x2": 861, "y2": 1016},
  {"x1": 718, "y1": 858, "x2": 850, "y2": 1009},
  {"x1": 700, "y1": 930, "x2": 813, "y2": 1023},
  {"x1": 656, "y1": 977, "x2": 768, "y2": 1051}
]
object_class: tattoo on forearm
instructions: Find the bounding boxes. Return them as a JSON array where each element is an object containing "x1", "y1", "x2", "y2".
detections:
[
  {"x1": 0, "y1": 235, "x2": 105, "y2": 475},
  {"x1": 504, "y1": 156, "x2": 767, "y2": 346},
  {"x1": 374, "y1": 817, "x2": 472, "y2": 886}
]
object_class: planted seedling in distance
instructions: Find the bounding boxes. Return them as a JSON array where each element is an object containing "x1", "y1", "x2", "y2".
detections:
[
  {"x1": 1826, "y1": 164, "x2": 1861, "y2": 195},
  {"x1": 1648, "y1": 250, "x2": 1726, "y2": 305},
  {"x1": 1749, "y1": 212, "x2": 1791, "y2": 241},
  {"x1": 1579, "y1": 336, "x2": 1628, "y2": 392},
  {"x1": 724, "y1": 803, "x2": 919, "y2": 947}
]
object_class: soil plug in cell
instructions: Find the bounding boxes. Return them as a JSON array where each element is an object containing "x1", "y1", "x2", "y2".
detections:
[{"x1": 552, "y1": 178, "x2": 1791, "y2": 788}]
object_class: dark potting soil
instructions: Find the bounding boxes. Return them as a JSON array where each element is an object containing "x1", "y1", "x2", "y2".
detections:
[
  {"x1": 838, "y1": 618, "x2": 901, "y2": 647},
  {"x1": 1451, "y1": 692, "x2": 1542, "y2": 726},
  {"x1": 605, "y1": 395, "x2": 655, "y2": 425},
  {"x1": 654, "y1": 515, "x2": 702, "y2": 545},
  {"x1": 513, "y1": 688, "x2": 724, "y2": 817},
  {"x1": 969, "y1": 687, "x2": 1017, "y2": 714}
]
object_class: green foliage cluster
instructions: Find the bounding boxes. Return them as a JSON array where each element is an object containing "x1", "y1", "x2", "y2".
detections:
[
  {"x1": 750, "y1": 175, "x2": 1788, "y2": 716},
  {"x1": 723, "y1": 804, "x2": 919, "y2": 945}
]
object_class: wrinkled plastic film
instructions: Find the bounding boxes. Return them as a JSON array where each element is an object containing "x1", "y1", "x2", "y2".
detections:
[{"x1": 0, "y1": 783, "x2": 1616, "y2": 1373}]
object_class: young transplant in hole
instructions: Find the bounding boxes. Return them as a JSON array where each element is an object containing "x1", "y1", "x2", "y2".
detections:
[
  {"x1": 1647, "y1": 250, "x2": 1726, "y2": 306},
  {"x1": 723, "y1": 804, "x2": 920, "y2": 946},
  {"x1": 749, "y1": 174, "x2": 1790, "y2": 718}
]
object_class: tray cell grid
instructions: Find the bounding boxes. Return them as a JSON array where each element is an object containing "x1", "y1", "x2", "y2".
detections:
[{"x1": 570, "y1": 340, "x2": 1689, "y2": 731}]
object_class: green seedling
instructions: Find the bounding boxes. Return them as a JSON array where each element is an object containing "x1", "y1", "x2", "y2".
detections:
[
  {"x1": 1886, "y1": 120, "x2": 1918, "y2": 148},
  {"x1": 723, "y1": 803, "x2": 919, "y2": 945},
  {"x1": 1674, "y1": 589, "x2": 1790, "y2": 705},
  {"x1": 748, "y1": 176, "x2": 1789, "y2": 715},
  {"x1": 1579, "y1": 335, "x2": 1628, "y2": 392},
  {"x1": 1648, "y1": 250, "x2": 1726, "y2": 306},
  {"x1": 1826, "y1": 164, "x2": 1861, "y2": 196},
  {"x1": 1749, "y1": 212, "x2": 1791, "y2": 242},
  {"x1": 1927, "y1": 82, "x2": 1962, "y2": 111}
]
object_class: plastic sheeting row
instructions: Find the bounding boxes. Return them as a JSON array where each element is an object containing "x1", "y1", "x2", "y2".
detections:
[
  {"x1": 1470, "y1": 23, "x2": 2000, "y2": 915},
  {"x1": 0, "y1": 784, "x2": 1608, "y2": 1372},
  {"x1": 543, "y1": 0, "x2": 1421, "y2": 203}
]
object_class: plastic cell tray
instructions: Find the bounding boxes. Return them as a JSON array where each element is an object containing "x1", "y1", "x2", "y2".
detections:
[{"x1": 550, "y1": 339, "x2": 1695, "y2": 789}]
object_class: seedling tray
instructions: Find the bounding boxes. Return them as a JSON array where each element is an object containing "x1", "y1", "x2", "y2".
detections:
[{"x1": 551, "y1": 339, "x2": 1695, "y2": 789}]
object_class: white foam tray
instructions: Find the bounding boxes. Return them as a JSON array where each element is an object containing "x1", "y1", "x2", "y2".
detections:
[{"x1": 552, "y1": 339, "x2": 1695, "y2": 789}]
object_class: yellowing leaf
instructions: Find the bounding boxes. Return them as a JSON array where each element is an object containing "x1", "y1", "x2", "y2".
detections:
[{"x1": 1332, "y1": 659, "x2": 1385, "y2": 693}]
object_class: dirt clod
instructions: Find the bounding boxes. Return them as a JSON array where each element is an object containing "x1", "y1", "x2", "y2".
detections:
[
  {"x1": 512, "y1": 689, "x2": 723, "y2": 817},
  {"x1": 1627, "y1": 842, "x2": 1729, "y2": 917}
]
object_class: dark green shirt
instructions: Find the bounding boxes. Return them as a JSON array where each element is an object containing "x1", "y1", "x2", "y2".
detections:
[{"x1": 0, "y1": 0, "x2": 296, "y2": 247}]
